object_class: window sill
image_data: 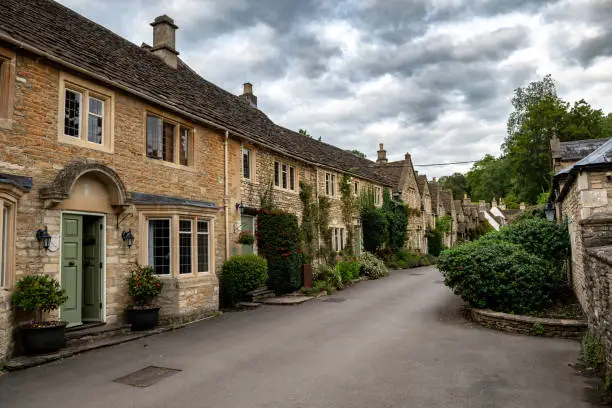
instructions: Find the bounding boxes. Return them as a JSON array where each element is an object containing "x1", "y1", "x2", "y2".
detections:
[
  {"x1": 145, "y1": 156, "x2": 196, "y2": 172},
  {"x1": 59, "y1": 136, "x2": 113, "y2": 153},
  {"x1": 273, "y1": 186, "x2": 298, "y2": 194}
]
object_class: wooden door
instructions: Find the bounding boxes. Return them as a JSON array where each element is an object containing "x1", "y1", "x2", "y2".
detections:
[
  {"x1": 61, "y1": 214, "x2": 83, "y2": 326},
  {"x1": 82, "y1": 216, "x2": 102, "y2": 321}
]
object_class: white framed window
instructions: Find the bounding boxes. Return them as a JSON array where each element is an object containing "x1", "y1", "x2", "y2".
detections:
[
  {"x1": 179, "y1": 126, "x2": 191, "y2": 166},
  {"x1": 273, "y1": 160, "x2": 296, "y2": 191},
  {"x1": 197, "y1": 220, "x2": 210, "y2": 273},
  {"x1": 148, "y1": 218, "x2": 172, "y2": 275},
  {"x1": 58, "y1": 73, "x2": 114, "y2": 152},
  {"x1": 242, "y1": 147, "x2": 251, "y2": 180},
  {"x1": 333, "y1": 227, "x2": 346, "y2": 251}
]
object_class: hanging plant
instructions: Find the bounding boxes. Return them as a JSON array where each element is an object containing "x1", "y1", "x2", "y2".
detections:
[{"x1": 237, "y1": 230, "x2": 255, "y2": 245}]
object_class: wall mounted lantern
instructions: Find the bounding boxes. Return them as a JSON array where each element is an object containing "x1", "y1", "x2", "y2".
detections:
[
  {"x1": 235, "y1": 202, "x2": 244, "y2": 213},
  {"x1": 544, "y1": 202, "x2": 556, "y2": 222},
  {"x1": 122, "y1": 230, "x2": 135, "y2": 248},
  {"x1": 36, "y1": 226, "x2": 52, "y2": 251}
]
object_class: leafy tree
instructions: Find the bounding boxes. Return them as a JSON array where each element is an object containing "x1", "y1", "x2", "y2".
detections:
[
  {"x1": 466, "y1": 155, "x2": 512, "y2": 203},
  {"x1": 298, "y1": 129, "x2": 311, "y2": 137},
  {"x1": 438, "y1": 173, "x2": 468, "y2": 201},
  {"x1": 346, "y1": 149, "x2": 366, "y2": 158}
]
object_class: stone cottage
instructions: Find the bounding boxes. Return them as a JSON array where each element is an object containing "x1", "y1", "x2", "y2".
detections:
[
  {"x1": 552, "y1": 137, "x2": 612, "y2": 377},
  {"x1": 440, "y1": 190, "x2": 457, "y2": 247},
  {"x1": 0, "y1": 0, "x2": 400, "y2": 361},
  {"x1": 375, "y1": 145, "x2": 424, "y2": 253},
  {"x1": 416, "y1": 174, "x2": 434, "y2": 252}
]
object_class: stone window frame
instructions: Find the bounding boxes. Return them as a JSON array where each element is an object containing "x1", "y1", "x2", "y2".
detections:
[
  {"x1": 353, "y1": 180, "x2": 360, "y2": 197},
  {"x1": 138, "y1": 207, "x2": 215, "y2": 278},
  {"x1": 0, "y1": 45, "x2": 16, "y2": 130},
  {"x1": 241, "y1": 145, "x2": 255, "y2": 181},
  {"x1": 332, "y1": 227, "x2": 345, "y2": 252},
  {"x1": 273, "y1": 159, "x2": 297, "y2": 192},
  {"x1": 57, "y1": 72, "x2": 115, "y2": 153},
  {"x1": 144, "y1": 109, "x2": 196, "y2": 170},
  {"x1": 0, "y1": 185, "x2": 22, "y2": 290},
  {"x1": 325, "y1": 172, "x2": 337, "y2": 197},
  {"x1": 374, "y1": 186, "x2": 382, "y2": 205}
]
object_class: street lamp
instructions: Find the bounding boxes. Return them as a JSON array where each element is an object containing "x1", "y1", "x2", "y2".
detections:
[
  {"x1": 122, "y1": 230, "x2": 135, "y2": 248},
  {"x1": 545, "y1": 202, "x2": 555, "y2": 222}
]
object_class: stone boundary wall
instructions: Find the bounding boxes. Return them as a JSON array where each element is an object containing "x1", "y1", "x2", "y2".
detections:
[{"x1": 470, "y1": 308, "x2": 587, "y2": 339}]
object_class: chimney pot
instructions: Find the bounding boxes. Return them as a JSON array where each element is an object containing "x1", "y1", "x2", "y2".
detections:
[
  {"x1": 151, "y1": 15, "x2": 179, "y2": 68},
  {"x1": 240, "y1": 82, "x2": 258, "y2": 108},
  {"x1": 376, "y1": 143, "x2": 388, "y2": 164}
]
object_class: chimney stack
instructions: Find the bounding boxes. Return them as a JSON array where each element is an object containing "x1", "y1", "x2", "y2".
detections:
[
  {"x1": 240, "y1": 83, "x2": 258, "y2": 108},
  {"x1": 376, "y1": 143, "x2": 387, "y2": 164},
  {"x1": 151, "y1": 15, "x2": 179, "y2": 69}
]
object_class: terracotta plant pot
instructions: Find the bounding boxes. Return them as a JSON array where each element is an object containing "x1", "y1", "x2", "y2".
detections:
[
  {"x1": 19, "y1": 321, "x2": 67, "y2": 355},
  {"x1": 126, "y1": 307, "x2": 160, "y2": 331}
]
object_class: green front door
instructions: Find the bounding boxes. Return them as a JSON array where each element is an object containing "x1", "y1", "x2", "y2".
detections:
[
  {"x1": 82, "y1": 216, "x2": 102, "y2": 321},
  {"x1": 61, "y1": 214, "x2": 83, "y2": 326}
]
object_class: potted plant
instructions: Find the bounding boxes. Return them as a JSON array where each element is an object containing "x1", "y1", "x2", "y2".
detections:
[
  {"x1": 237, "y1": 230, "x2": 255, "y2": 245},
  {"x1": 126, "y1": 265, "x2": 163, "y2": 331},
  {"x1": 12, "y1": 275, "x2": 68, "y2": 354}
]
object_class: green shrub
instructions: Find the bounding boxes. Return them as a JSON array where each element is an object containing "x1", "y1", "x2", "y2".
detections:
[
  {"x1": 336, "y1": 258, "x2": 360, "y2": 283},
  {"x1": 12, "y1": 275, "x2": 68, "y2": 323},
  {"x1": 384, "y1": 249, "x2": 434, "y2": 269},
  {"x1": 127, "y1": 265, "x2": 163, "y2": 307},
  {"x1": 220, "y1": 254, "x2": 268, "y2": 307},
  {"x1": 481, "y1": 217, "x2": 570, "y2": 270},
  {"x1": 427, "y1": 229, "x2": 444, "y2": 257},
  {"x1": 383, "y1": 192, "x2": 409, "y2": 250},
  {"x1": 314, "y1": 264, "x2": 342, "y2": 289},
  {"x1": 359, "y1": 252, "x2": 389, "y2": 279},
  {"x1": 256, "y1": 211, "x2": 302, "y2": 294},
  {"x1": 437, "y1": 240, "x2": 561, "y2": 314},
  {"x1": 361, "y1": 207, "x2": 389, "y2": 252},
  {"x1": 582, "y1": 331, "x2": 606, "y2": 371}
]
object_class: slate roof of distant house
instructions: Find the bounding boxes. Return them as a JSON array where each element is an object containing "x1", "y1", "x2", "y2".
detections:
[
  {"x1": 416, "y1": 175, "x2": 428, "y2": 195},
  {"x1": 0, "y1": 0, "x2": 392, "y2": 186},
  {"x1": 376, "y1": 161, "x2": 404, "y2": 190},
  {"x1": 555, "y1": 138, "x2": 612, "y2": 177},
  {"x1": 559, "y1": 138, "x2": 610, "y2": 162},
  {"x1": 440, "y1": 190, "x2": 453, "y2": 213}
]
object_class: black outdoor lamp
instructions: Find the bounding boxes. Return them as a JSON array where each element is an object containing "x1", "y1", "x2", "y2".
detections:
[
  {"x1": 235, "y1": 202, "x2": 244, "y2": 213},
  {"x1": 122, "y1": 230, "x2": 135, "y2": 248},
  {"x1": 545, "y1": 202, "x2": 556, "y2": 222},
  {"x1": 36, "y1": 226, "x2": 52, "y2": 250}
]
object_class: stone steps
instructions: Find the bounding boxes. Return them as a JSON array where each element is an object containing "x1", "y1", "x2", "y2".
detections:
[
  {"x1": 65, "y1": 323, "x2": 131, "y2": 347},
  {"x1": 246, "y1": 285, "x2": 275, "y2": 302}
]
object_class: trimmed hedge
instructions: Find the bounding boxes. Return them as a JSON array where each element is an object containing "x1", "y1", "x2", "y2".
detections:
[
  {"x1": 220, "y1": 255, "x2": 268, "y2": 307},
  {"x1": 361, "y1": 207, "x2": 389, "y2": 252},
  {"x1": 437, "y1": 240, "x2": 561, "y2": 314},
  {"x1": 256, "y1": 211, "x2": 302, "y2": 294},
  {"x1": 480, "y1": 218, "x2": 570, "y2": 269}
]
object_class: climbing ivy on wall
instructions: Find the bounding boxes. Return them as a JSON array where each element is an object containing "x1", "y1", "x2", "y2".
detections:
[
  {"x1": 299, "y1": 181, "x2": 317, "y2": 263},
  {"x1": 340, "y1": 174, "x2": 359, "y2": 255}
]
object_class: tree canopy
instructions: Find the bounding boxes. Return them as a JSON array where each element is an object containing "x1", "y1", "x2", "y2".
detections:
[{"x1": 438, "y1": 173, "x2": 468, "y2": 201}]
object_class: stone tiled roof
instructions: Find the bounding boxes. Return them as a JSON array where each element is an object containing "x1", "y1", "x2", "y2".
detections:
[
  {"x1": 416, "y1": 175, "x2": 428, "y2": 195},
  {"x1": 0, "y1": 0, "x2": 392, "y2": 187},
  {"x1": 376, "y1": 161, "x2": 404, "y2": 191},
  {"x1": 559, "y1": 138, "x2": 610, "y2": 162},
  {"x1": 428, "y1": 181, "x2": 440, "y2": 214},
  {"x1": 440, "y1": 190, "x2": 453, "y2": 213},
  {"x1": 453, "y1": 200, "x2": 463, "y2": 216}
]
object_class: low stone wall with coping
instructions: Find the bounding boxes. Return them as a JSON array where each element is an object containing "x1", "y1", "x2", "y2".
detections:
[{"x1": 470, "y1": 308, "x2": 587, "y2": 339}]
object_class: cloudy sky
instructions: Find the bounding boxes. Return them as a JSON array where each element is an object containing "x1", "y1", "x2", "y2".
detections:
[{"x1": 58, "y1": 0, "x2": 612, "y2": 178}]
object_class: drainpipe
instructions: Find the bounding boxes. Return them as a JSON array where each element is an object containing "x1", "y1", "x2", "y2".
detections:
[{"x1": 224, "y1": 131, "x2": 230, "y2": 260}]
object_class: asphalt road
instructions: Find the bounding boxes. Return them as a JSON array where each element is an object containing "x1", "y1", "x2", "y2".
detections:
[{"x1": 0, "y1": 267, "x2": 594, "y2": 407}]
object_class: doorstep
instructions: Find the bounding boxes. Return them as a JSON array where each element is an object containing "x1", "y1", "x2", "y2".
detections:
[{"x1": 3, "y1": 315, "x2": 219, "y2": 372}]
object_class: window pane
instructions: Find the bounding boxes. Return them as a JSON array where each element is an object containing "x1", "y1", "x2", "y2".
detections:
[
  {"x1": 243, "y1": 148, "x2": 250, "y2": 179},
  {"x1": 87, "y1": 97, "x2": 104, "y2": 144},
  {"x1": 64, "y1": 89, "x2": 81, "y2": 137},
  {"x1": 179, "y1": 127, "x2": 189, "y2": 166},
  {"x1": 148, "y1": 219, "x2": 171, "y2": 274},
  {"x1": 1, "y1": 205, "x2": 6, "y2": 288},
  {"x1": 197, "y1": 220, "x2": 209, "y2": 272},
  {"x1": 289, "y1": 167, "x2": 295, "y2": 190},
  {"x1": 331, "y1": 175, "x2": 336, "y2": 195},
  {"x1": 163, "y1": 122, "x2": 175, "y2": 162},
  {"x1": 146, "y1": 115, "x2": 163, "y2": 159},
  {"x1": 282, "y1": 164, "x2": 287, "y2": 189},
  {"x1": 179, "y1": 219, "x2": 192, "y2": 274},
  {"x1": 274, "y1": 162, "x2": 280, "y2": 186},
  {"x1": 326, "y1": 174, "x2": 330, "y2": 195}
]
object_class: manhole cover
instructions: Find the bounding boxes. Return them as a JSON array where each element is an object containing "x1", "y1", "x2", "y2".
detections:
[
  {"x1": 323, "y1": 298, "x2": 346, "y2": 303},
  {"x1": 113, "y1": 366, "x2": 181, "y2": 388}
]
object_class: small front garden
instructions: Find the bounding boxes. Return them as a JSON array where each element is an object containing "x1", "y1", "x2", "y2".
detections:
[{"x1": 437, "y1": 214, "x2": 574, "y2": 316}]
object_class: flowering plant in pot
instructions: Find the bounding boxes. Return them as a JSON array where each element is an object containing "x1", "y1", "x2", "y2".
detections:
[
  {"x1": 126, "y1": 265, "x2": 163, "y2": 331},
  {"x1": 12, "y1": 274, "x2": 68, "y2": 354},
  {"x1": 237, "y1": 230, "x2": 255, "y2": 245}
]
